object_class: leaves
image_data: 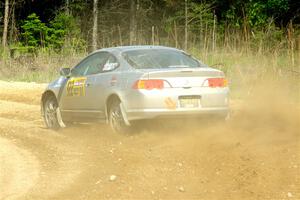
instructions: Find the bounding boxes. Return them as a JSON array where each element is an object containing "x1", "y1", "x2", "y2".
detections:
[
  {"x1": 20, "y1": 12, "x2": 84, "y2": 50},
  {"x1": 21, "y1": 13, "x2": 49, "y2": 47}
]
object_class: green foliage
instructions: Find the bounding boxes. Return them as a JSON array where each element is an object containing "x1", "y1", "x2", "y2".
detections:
[
  {"x1": 2, "y1": 0, "x2": 298, "y2": 84},
  {"x1": 4, "y1": 0, "x2": 298, "y2": 54},
  {"x1": 248, "y1": 1, "x2": 267, "y2": 27},
  {"x1": 21, "y1": 13, "x2": 49, "y2": 47},
  {"x1": 247, "y1": 0, "x2": 288, "y2": 27},
  {"x1": 265, "y1": 0, "x2": 289, "y2": 16},
  {"x1": 20, "y1": 12, "x2": 85, "y2": 51},
  {"x1": 48, "y1": 13, "x2": 84, "y2": 50},
  {"x1": 222, "y1": 0, "x2": 290, "y2": 28},
  {"x1": 164, "y1": 1, "x2": 214, "y2": 33},
  {"x1": 47, "y1": 17, "x2": 67, "y2": 49},
  {"x1": 225, "y1": 5, "x2": 242, "y2": 28}
]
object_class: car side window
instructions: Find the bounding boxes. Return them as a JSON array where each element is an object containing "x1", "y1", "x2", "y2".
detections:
[
  {"x1": 102, "y1": 55, "x2": 119, "y2": 72},
  {"x1": 71, "y1": 52, "x2": 110, "y2": 77}
]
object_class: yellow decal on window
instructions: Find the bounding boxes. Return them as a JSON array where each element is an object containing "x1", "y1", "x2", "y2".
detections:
[{"x1": 66, "y1": 77, "x2": 87, "y2": 96}]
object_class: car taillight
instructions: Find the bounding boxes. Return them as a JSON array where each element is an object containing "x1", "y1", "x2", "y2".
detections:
[
  {"x1": 203, "y1": 78, "x2": 228, "y2": 88},
  {"x1": 133, "y1": 79, "x2": 166, "y2": 90}
]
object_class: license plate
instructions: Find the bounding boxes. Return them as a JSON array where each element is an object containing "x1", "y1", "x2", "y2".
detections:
[{"x1": 179, "y1": 96, "x2": 201, "y2": 108}]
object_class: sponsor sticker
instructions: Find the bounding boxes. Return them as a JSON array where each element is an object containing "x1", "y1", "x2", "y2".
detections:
[
  {"x1": 66, "y1": 77, "x2": 87, "y2": 96},
  {"x1": 164, "y1": 97, "x2": 177, "y2": 110}
]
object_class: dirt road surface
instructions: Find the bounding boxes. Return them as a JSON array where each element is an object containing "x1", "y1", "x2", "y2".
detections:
[{"x1": 0, "y1": 80, "x2": 299, "y2": 200}]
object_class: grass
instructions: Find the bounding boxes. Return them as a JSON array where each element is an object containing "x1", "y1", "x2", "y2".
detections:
[
  {"x1": 0, "y1": 48, "x2": 85, "y2": 83},
  {"x1": 0, "y1": 45, "x2": 299, "y2": 102},
  {"x1": 191, "y1": 47, "x2": 299, "y2": 100}
]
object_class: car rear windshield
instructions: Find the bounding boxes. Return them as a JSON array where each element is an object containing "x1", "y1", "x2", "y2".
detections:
[{"x1": 122, "y1": 49, "x2": 204, "y2": 69}]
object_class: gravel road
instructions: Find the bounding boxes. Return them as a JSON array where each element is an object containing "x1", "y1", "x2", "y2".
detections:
[{"x1": 0, "y1": 80, "x2": 299, "y2": 200}]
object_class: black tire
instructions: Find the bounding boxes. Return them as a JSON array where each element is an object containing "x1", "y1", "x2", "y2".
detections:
[
  {"x1": 43, "y1": 96, "x2": 60, "y2": 130},
  {"x1": 109, "y1": 99, "x2": 129, "y2": 133}
]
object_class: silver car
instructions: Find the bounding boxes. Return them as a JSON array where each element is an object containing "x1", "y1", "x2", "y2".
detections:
[{"x1": 41, "y1": 46, "x2": 229, "y2": 133}]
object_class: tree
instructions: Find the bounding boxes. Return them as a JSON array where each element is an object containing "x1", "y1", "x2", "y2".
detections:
[
  {"x1": 184, "y1": 0, "x2": 188, "y2": 50},
  {"x1": 0, "y1": 0, "x2": 298, "y2": 51},
  {"x1": 66, "y1": 0, "x2": 70, "y2": 15},
  {"x1": 129, "y1": 0, "x2": 137, "y2": 45},
  {"x1": 20, "y1": 13, "x2": 49, "y2": 47},
  {"x1": 2, "y1": 0, "x2": 9, "y2": 48},
  {"x1": 92, "y1": 0, "x2": 98, "y2": 51}
]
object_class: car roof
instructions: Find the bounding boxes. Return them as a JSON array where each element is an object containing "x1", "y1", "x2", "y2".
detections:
[{"x1": 94, "y1": 45, "x2": 182, "y2": 53}]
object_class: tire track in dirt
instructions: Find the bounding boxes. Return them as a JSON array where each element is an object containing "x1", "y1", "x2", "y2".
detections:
[
  {"x1": 0, "y1": 80, "x2": 46, "y2": 105},
  {"x1": 0, "y1": 118, "x2": 85, "y2": 199},
  {"x1": 0, "y1": 82, "x2": 85, "y2": 199},
  {"x1": 0, "y1": 80, "x2": 299, "y2": 199},
  {"x1": 0, "y1": 137, "x2": 40, "y2": 200},
  {"x1": 0, "y1": 100, "x2": 41, "y2": 123}
]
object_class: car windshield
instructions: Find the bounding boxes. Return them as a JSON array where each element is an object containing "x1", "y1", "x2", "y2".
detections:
[{"x1": 122, "y1": 49, "x2": 204, "y2": 69}]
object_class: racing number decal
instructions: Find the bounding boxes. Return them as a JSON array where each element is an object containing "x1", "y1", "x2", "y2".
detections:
[{"x1": 66, "y1": 77, "x2": 87, "y2": 96}]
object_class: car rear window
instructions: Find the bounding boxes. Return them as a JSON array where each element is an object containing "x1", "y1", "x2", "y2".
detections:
[{"x1": 122, "y1": 49, "x2": 204, "y2": 69}]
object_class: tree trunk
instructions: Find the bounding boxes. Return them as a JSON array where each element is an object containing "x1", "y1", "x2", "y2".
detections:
[
  {"x1": 118, "y1": 25, "x2": 123, "y2": 46},
  {"x1": 287, "y1": 20, "x2": 295, "y2": 66},
  {"x1": 9, "y1": 0, "x2": 15, "y2": 44},
  {"x1": 2, "y1": 0, "x2": 9, "y2": 48},
  {"x1": 212, "y1": 12, "x2": 216, "y2": 52},
  {"x1": 129, "y1": 0, "x2": 137, "y2": 45},
  {"x1": 152, "y1": 26, "x2": 155, "y2": 45},
  {"x1": 92, "y1": 0, "x2": 98, "y2": 51},
  {"x1": 66, "y1": 0, "x2": 70, "y2": 15},
  {"x1": 174, "y1": 21, "x2": 178, "y2": 48},
  {"x1": 184, "y1": 0, "x2": 188, "y2": 51}
]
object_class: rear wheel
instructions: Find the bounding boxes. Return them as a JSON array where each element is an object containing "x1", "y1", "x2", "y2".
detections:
[
  {"x1": 109, "y1": 100, "x2": 129, "y2": 133},
  {"x1": 43, "y1": 96, "x2": 60, "y2": 130}
]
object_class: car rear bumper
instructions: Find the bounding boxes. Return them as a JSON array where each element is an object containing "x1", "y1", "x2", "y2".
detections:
[
  {"x1": 122, "y1": 87, "x2": 229, "y2": 121},
  {"x1": 126, "y1": 107, "x2": 229, "y2": 121}
]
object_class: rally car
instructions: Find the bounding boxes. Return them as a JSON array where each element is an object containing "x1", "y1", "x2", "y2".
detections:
[{"x1": 41, "y1": 46, "x2": 229, "y2": 133}]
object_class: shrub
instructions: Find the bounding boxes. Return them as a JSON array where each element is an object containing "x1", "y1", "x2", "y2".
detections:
[
  {"x1": 20, "y1": 12, "x2": 86, "y2": 51},
  {"x1": 20, "y1": 13, "x2": 49, "y2": 48}
]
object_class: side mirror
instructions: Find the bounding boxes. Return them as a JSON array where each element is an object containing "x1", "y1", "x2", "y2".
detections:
[
  {"x1": 103, "y1": 63, "x2": 119, "y2": 72},
  {"x1": 60, "y1": 68, "x2": 71, "y2": 77}
]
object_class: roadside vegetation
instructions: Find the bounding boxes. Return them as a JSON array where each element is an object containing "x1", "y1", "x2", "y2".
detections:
[{"x1": 0, "y1": 0, "x2": 299, "y2": 99}]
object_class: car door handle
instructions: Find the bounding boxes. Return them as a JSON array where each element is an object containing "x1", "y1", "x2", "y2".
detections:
[{"x1": 110, "y1": 76, "x2": 117, "y2": 86}]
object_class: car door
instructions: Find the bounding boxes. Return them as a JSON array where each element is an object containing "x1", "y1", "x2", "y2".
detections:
[
  {"x1": 60, "y1": 52, "x2": 109, "y2": 118},
  {"x1": 86, "y1": 54, "x2": 121, "y2": 112}
]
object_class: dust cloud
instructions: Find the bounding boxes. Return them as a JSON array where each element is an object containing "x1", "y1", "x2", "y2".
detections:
[{"x1": 0, "y1": 77, "x2": 299, "y2": 199}]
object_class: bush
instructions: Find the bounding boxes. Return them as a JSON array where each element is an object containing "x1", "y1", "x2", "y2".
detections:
[
  {"x1": 48, "y1": 12, "x2": 85, "y2": 50},
  {"x1": 21, "y1": 13, "x2": 49, "y2": 48},
  {"x1": 20, "y1": 12, "x2": 85, "y2": 51}
]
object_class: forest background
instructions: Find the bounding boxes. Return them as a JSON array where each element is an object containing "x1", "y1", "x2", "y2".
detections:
[{"x1": 0, "y1": 0, "x2": 299, "y2": 97}]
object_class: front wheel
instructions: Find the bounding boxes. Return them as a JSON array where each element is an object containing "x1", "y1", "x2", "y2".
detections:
[
  {"x1": 109, "y1": 100, "x2": 129, "y2": 134},
  {"x1": 43, "y1": 96, "x2": 60, "y2": 130}
]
